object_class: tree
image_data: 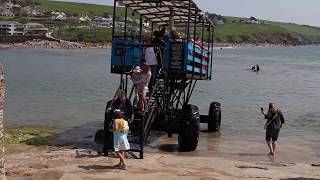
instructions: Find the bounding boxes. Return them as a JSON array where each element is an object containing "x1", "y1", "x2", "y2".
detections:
[
  {"x1": 77, "y1": 31, "x2": 86, "y2": 42},
  {"x1": 102, "y1": 12, "x2": 111, "y2": 18}
]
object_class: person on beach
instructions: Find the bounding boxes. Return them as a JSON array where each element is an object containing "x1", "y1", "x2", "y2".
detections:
[
  {"x1": 111, "y1": 109, "x2": 130, "y2": 170},
  {"x1": 131, "y1": 64, "x2": 151, "y2": 112},
  {"x1": 256, "y1": 64, "x2": 260, "y2": 71},
  {"x1": 107, "y1": 90, "x2": 134, "y2": 123},
  {"x1": 103, "y1": 90, "x2": 133, "y2": 155},
  {"x1": 261, "y1": 103, "x2": 285, "y2": 156}
]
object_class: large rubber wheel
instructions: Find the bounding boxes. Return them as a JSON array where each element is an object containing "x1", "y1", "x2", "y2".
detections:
[
  {"x1": 178, "y1": 104, "x2": 200, "y2": 151},
  {"x1": 208, "y1": 102, "x2": 221, "y2": 132}
]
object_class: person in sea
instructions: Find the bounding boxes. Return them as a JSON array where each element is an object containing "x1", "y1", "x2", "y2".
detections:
[
  {"x1": 111, "y1": 109, "x2": 130, "y2": 169},
  {"x1": 131, "y1": 64, "x2": 151, "y2": 112},
  {"x1": 261, "y1": 103, "x2": 285, "y2": 156},
  {"x1": 251, "y1": 66, "x2": 256, "y2": 71},
  {"x1": 256, "y1": 64, "x2": 260, "y2": 71}
]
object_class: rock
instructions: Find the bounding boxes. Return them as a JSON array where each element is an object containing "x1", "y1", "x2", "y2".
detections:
[{"x1": 236, "y1": 165, "x2": 268, "y2": 170}]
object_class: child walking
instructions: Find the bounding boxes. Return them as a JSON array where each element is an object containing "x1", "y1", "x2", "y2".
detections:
[{"x1": 112, "y1": 109, "x2": 130, "y2": 169}]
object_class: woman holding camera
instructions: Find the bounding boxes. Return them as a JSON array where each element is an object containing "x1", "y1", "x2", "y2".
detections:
[{"x1": 261, "y1": 103, "x2": 285, "y2": 156}]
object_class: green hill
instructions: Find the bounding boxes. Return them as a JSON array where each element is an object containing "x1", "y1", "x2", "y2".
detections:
[
  {"x1": 17, "y1": 1, "x2": 320, "y2": 44},
  {"x1": 37, "y1": 0, "x2": 132, "y2": 18},
  {"x1": 214, "y1": 16, "x2": 320, "y2": 45}
]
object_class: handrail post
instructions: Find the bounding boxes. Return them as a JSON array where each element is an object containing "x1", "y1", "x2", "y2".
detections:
[
  {"x1": 187, "y1": 0, "x2": 191, "y2": 41},
  {"x1": 124, "y1": 6, "x2": 128, "y2": 38},
  {"x1": 112, "y1": 0, "x2": 117, "y2": 40},
  {"x1": 192, "y1": 10, "x2": 198, "y2": 77},
  {"x1": 140, "y1": 113, "x2": 144, "y2": 159},
  {"x1": 210, "y1": 27, "x2": 214, "y2": 80}
]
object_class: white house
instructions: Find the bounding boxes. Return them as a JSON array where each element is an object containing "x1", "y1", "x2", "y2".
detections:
[
  {"x1": 79, "y1": 15, "x2": 91, "y2": 22},
  {"x1": 91, "y1": 17, "x2": 113, "y2": 28},
  {"x1": 51, "y1": 11, "x2": 67, "y2": 20}
]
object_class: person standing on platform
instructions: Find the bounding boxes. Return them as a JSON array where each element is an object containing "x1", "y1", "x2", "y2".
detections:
[{"x1": 143, "y1": 37, "x2": 158, "y2": 92}]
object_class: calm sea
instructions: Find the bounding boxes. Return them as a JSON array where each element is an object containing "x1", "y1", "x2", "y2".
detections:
[{"x1": 1, "y1": 46, "x2": 320, "y2": 162}]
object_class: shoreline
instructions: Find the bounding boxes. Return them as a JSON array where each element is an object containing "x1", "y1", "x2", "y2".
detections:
[
  {"x1": 1, "y1": 40, "x2": 319, "y2": 50},
  {"x1": 0, "y1": 40, "x2": 112, "y2": 49},
  {"x1": 4, "y1": 126, "x2": 320, "y2": 179}
]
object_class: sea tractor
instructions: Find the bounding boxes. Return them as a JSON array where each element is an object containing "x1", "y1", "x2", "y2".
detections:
[{"x1": 97, "y1": 0, "x2": 222, "y2": 159}]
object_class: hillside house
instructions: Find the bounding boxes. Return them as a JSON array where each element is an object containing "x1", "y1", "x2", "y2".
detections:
[
  {"x1": 24, "y1": 23, "x2": 48, "y2": 36},
  {"x1": 20, "y1": 6, "x2": 43, "y2": 17},
  {"x1": 79, "y1": 15, "x2": 91, "y2": 22},
  {"x1": 91, "y1": 17, "x2": 113, "y2": 28},
  {"x1": 239, "y1": 18, "x2": 261, "y2": 24},
  {"x1": 51, "y1": 11, "x2": 67, "y2": 20},
  {"x1": 0, "y1": 6, "x2": 14, "y2": 16},
  {"x1": 0, "y1": 21, "x2": 24, "y2": 36}
]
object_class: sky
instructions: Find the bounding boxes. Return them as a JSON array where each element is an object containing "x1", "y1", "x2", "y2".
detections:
[{"x1": 59, "y1": 0, "x2": 320, "y2": 27}]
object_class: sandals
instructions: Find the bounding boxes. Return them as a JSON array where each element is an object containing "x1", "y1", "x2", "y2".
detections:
[
  {"x1": 113, "y1": 163, "x2": 128, "y2": 170},
  {"x1": 113, "y1": 163, "x2": 121, "y2": 168},
  {"x1": 119, "y1": 165, "x2": 127, "y2": 170}
]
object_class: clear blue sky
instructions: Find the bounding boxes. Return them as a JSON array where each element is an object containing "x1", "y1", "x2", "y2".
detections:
[{"x1": 59, "y1": 0, "x2": 320, "y2": 27}]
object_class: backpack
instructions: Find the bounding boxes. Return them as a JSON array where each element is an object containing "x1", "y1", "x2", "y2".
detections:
[{"x1": 118, "y1": 118, "x2": 129, "y2": 132}]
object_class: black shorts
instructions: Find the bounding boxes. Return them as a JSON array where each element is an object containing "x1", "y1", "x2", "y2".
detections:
[{"x1": 266, "y1": 129, "x2": 280, "y2": 141}]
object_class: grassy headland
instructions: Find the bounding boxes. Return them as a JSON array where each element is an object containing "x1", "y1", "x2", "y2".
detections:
[
  {"x1": 38, "y1": 0, "x2": 132, "y2": 18},
  {"x1": 214, "y1": 16, "x2": 320, "y2": 45},
  {"x1": 52, "y1": 28, "x2": 113, "y2": 43}
]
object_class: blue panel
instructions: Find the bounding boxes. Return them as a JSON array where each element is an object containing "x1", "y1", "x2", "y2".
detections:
[
  {"x1": 187, "y1": 65, "x2": 208, "y2": 74},
  {"x1": 187, "y1": 55, "x2": 209, "y2": 66},
  {"x1": 187, "y1": 42, "x2": 209, "y2": 58},
  {"x1": 111, "y1": 39, "x2": 143, "y2": 68}
]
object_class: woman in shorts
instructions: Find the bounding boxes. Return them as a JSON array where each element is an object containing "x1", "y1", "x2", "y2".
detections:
[{"x1": 261, "y1": 103, "x2": 285, "y2": 156}]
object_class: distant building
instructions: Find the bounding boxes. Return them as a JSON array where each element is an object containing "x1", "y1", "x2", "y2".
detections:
[
  {"x1": 239, "y1": 18, "x2": 261, "y2": 24},
  {"x1": 0, "y1": 6, "x2": 14, "y2": 17},
  {"x1": 91, "y1": 17, "x2": 113, "y2": 28},
  {"x1": 0, "y1": 21, "x2": 24, "y2": 36},
  {"x1": 20, "y1": 6, "x2": 43, "y2": 17},
  {"x1": 51, "y1": 11, "x2": 67, "y2": 20},
  {"x1": 79, "y1": 15, "x2": 91, "y2": 22},
  {"x1": 24, "y1": 23, "x2": 48, "y2": 36},
  {"x1": 3, "y1": 2, "x2": 21, "y2": 9}
]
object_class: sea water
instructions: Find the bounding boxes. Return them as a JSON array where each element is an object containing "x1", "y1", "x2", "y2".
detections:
[{"x1": 1, "y1": 46, "x2": 319, "y2": 162}]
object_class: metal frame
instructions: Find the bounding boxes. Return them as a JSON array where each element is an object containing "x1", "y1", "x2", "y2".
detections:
[{"x1": 108, "y1": 0, "x2": 215, "y2": 159}]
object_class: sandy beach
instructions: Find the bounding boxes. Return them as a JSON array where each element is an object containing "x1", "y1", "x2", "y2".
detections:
[
  {"x1": 4, "y1": 124, "x2": 320, "y2": 180},
  {"x1": 5, "y1": 145, "x2": 320, "y2": 180}
]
